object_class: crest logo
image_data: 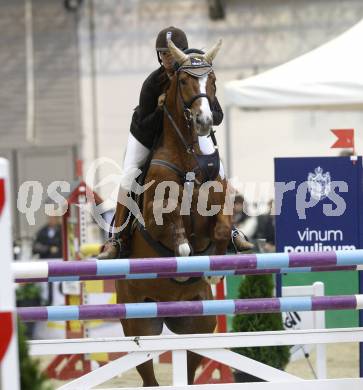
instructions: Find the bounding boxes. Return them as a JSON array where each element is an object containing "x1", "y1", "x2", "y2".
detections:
[
  {"x1": 190, "y1": 57, "x2": 209, "y2": 67},
  {"x1": 191, "y1": 57, "x2": 202, "y2": 65},
  {"x1": 307, "y1": 166, "x2": 331, "y2": 201}
]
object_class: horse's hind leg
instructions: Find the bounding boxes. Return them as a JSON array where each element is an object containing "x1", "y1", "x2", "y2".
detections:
[
  {"x1": 136, "y1": 361, "x2": 158, "y2": 388},
  {"x1": 121, "y1": 318, "x2": 163, "y2": 387},
  {"x1": 186, "y1": 350, "x2": 205, "y2": 385}
]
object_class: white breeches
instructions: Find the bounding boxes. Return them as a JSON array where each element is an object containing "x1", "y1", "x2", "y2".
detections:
[
  {"x1": 120, "y1": 133, "x2": 150, "y2": 190},
  {"x1": 120, "y1": 133, "x2": 225, "y2": 191}
]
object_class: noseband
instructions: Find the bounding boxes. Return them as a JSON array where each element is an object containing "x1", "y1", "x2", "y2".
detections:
[{"x1": 182, "y1": 92, "x2": 211, "y2": 110}]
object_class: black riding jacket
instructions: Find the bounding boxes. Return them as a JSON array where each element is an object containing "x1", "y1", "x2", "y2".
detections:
[{"x1": 130, "y1": 66, "x2": 224, "y2": 149}]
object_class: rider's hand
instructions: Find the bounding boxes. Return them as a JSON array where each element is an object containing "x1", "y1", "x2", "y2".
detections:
[{"x1": 158, "y1": 93, "x2": 166, "y2": 108}]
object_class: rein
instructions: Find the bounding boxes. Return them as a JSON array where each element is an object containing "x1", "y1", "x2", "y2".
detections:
[{"x1": 163, "y1": 104, "x2": 196, "y2": 154}]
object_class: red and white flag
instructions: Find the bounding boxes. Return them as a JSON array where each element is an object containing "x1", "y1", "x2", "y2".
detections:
[
  {"x1": 330, "y1": 128, "x2": 355, "y2": 149},
  {"x1": 0, "y1": 178, "x2": 5, "y2": 217},
  {"x1": 0, "y1": 312, "x2": 13, "y2": 362}
]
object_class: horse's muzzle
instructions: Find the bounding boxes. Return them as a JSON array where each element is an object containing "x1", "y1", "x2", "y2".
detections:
[{"x1": 195, "y1": 114, "x2": 213, "y2": 136}]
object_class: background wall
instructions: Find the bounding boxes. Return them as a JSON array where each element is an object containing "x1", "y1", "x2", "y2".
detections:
[
  {"x1": 0, "y1": 0, "x2": 81, "y2": 239},
  {"x1": 78, "y1": 0, "x2": 363, "y2": 203},
  {"x1": 2, "y1": 0, "x2": 363, "y2": 237}
]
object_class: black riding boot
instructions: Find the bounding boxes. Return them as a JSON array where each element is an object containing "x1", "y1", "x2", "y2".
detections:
[{"x1": 231, "y1": 226, "x2": 254, "y2": 252}]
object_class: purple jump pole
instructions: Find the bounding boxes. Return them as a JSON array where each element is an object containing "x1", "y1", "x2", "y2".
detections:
[
  {"x1": 14, "y1": 264, "x2": 360, "y2": 284},
  {"x1": 12, "y1": 249, "x2": 363, "y2": 281},
  {"x1": 17, "y1": 294, "x2": 363, "y2": 322}
]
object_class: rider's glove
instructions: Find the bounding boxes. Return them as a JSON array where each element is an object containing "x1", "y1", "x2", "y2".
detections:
[{"x1": 157, "y1": 93, "x2": 166, "y2": 108}]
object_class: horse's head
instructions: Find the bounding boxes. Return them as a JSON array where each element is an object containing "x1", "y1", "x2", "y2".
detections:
[{"x1": 167, "y1": 39, "x2": 222, "y2": 137}]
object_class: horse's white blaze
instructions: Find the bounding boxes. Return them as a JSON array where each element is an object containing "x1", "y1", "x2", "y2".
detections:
[{"x1": 198, "y1": 75, "x2": 212, "y2": 124}]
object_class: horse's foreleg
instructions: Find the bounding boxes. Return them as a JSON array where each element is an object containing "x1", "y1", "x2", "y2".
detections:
[
  {"x1": 145, "y1": 197, "x2": 191, "y2": 256},
  {"x1": 171, "y1": 221, "x2": 191, "y2": 256},
  {"x1": 168, "y1": 203, "x2": 192, "y2": 256},
  {"x1": 117, "y1": 280, "x2": 163, "y2": 387}
]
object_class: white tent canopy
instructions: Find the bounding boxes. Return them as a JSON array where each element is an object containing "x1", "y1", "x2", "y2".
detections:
[{"x1": 224, "y1": 19, "x2": 363, "y2": 109}]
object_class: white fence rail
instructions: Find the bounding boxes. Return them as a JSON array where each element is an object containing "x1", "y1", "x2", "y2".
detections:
[{"x1": 29, "y1": 328, "x2": 363, "y2": 390}]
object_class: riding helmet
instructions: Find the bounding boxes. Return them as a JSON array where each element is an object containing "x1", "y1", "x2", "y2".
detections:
[{"x1": 155, "y1": 26, "x2": 188, "y2": 52}]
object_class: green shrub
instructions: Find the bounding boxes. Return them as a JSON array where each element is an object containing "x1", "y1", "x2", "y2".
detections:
[
  {"x1": 232, "y1": 274, "x2": 290, "y2": 370},
  {"x1": 16, "y1": 284, "x2": 42, "y2": 304},
  {"x1": 18, "y1": 320, "x2": 52, "y2": 390}
]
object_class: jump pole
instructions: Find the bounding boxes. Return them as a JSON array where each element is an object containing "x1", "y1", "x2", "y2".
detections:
[
  {"x1": 18, "y1": 294, "x2": 363, "y2": 322},
  {"x1": 14, "y1": 264, "x2": 363, "y2": 283},
  {"x1": 0, "y1": 158, "x2": 20, "y2": 390},
  {"x1": 12, "y1": 249, "x2": 363, "y2": 281}
]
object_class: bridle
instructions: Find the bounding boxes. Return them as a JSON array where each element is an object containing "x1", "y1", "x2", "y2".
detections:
[
  {"x1": 151, "y1": 65, "x2": 219, "y2": 186},
  {"x1": 177, "y1": 66, "x2": 213, "y2": 119},
  {"x1": 167, "y1": 66, "x2": 213, "y2": 154}
]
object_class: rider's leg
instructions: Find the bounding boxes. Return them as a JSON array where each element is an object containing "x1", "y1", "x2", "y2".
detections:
[
  {"x1": 98, "y1": 134, "x2": 150, "y2": 259},
  {"x1": 120, "y1": 133, "x2": 151, "y2": 191},
  {"x1": 198, "y1": 135, "x2": 254, "y2": 252}
]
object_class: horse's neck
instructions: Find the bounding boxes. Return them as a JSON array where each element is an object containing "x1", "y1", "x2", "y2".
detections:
[{"x1": 160, "y1": 108, "x2": 200, "y2": 167}]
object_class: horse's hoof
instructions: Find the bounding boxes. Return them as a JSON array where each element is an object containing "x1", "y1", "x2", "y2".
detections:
[
  {"x1": 97, "y1": 238, "x2": 121, "y2": 259},
  {"x1": 177, "y1": 242, "x2": 191, "y2": 257},
  {"x1": 97, "y1": 250, "x2": 117, "y2": 260}
]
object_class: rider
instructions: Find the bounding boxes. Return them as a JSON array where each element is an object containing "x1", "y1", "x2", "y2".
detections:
[{"x1": 98, "y1": 26, "x2": 252, "y2": 259}]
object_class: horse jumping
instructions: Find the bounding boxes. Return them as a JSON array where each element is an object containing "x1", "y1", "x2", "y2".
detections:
[{"x1": 115, "y1": 39, "x2": 232, "y2": 386}]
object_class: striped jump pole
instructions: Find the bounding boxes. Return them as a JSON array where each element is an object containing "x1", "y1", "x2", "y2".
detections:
[
  {"x1": 14, "y1": 264, "x2": 363, "y2": 283},
  {"x1": 18, "y1": 294, "x2": 363, "y2": 322},
  {"x1": 12, "y1": 249, "x2": 363, "y2": 282}
]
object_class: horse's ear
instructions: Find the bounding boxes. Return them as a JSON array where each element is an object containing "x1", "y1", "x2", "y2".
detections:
[
  {"x1": 204, "y1": 39, "x2": 222, "y2": 64},
  {"x1": 167, "y1": 39, "x2": 189, "y2": 65}
]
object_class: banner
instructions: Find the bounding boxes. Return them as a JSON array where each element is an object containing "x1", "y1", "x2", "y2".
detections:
[
  {"x1": 274, "y1": 156, "x2": 363, "y2": 329},
  {"x1": 275, "y1": 156, "x2": 362, "y2": 252}
]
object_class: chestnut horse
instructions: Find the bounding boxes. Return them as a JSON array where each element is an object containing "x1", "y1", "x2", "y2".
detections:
[{"x1": 115, "y1": 39, "x2": 232, "y2": 386}]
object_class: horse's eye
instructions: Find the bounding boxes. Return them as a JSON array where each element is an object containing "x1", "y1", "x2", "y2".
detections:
[{"x1": 180, "y1": 79, "x2": 187, "y2": 86}]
